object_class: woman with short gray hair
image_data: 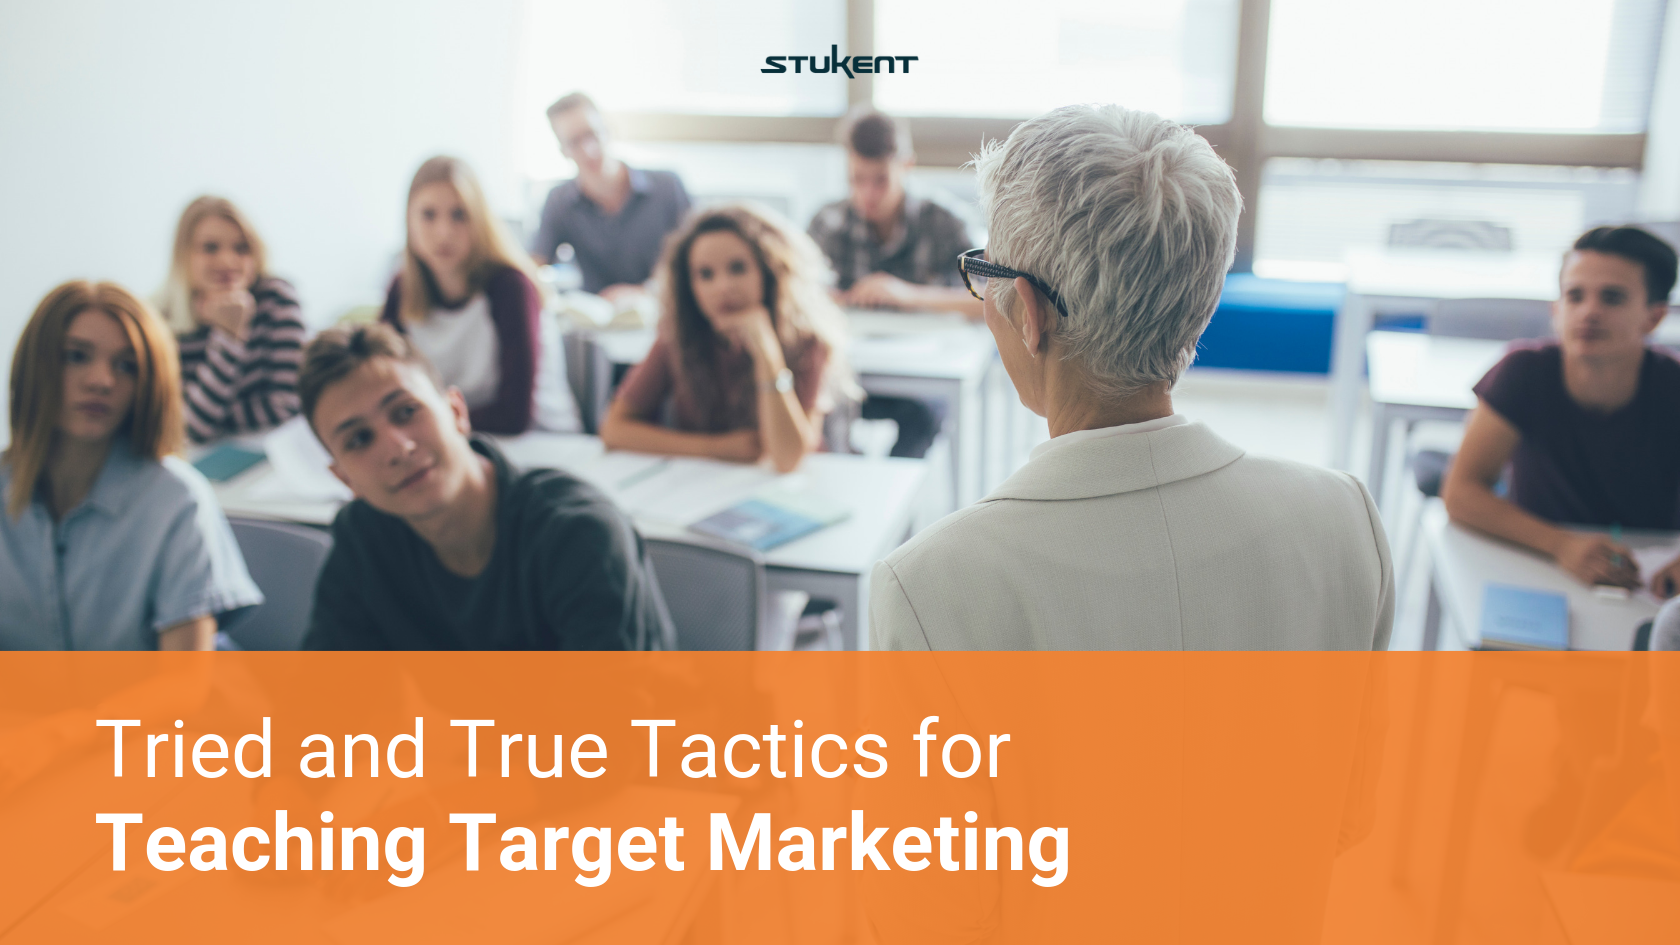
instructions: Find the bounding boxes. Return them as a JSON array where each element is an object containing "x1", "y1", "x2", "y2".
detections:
[{"x1": 869, "y1": 104, "x2": 1393, "y2": 651}]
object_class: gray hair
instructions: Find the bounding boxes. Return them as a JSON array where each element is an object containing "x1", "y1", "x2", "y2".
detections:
[{"x1": 975, "y1": 104, "x2": 1241, "y2": 399}]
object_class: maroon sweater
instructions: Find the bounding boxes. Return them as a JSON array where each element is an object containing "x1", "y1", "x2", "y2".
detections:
[{"x1": 380, "y1": 265, "x2": 542, "y2": 435}]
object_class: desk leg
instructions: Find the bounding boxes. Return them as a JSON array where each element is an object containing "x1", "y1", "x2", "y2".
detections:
[
  {"x1": 1423, "y1": 569, "x2": 1444, "y2": 651},
  {"x1": 1331, "y1": 293, "x2": 1374, "y2": 472},
  {"x1": 767, "y1": 569, "x2": 866, "y2": 650},
  {"x1": 1368, "y1": 401, "x2": 1393, "y2": 516}
]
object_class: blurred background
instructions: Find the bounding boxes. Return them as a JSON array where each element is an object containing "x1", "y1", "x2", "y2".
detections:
[{"x1": 2, "y1": 0, "x2": 1678, "y2": 418}]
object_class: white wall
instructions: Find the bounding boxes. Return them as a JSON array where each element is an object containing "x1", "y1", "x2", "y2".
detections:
[{"x1": 0, "y1": 0, "x2": 528, "y2": 434}]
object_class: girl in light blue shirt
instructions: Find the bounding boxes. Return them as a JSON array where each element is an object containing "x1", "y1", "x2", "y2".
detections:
[{"x1": 0, "y1": 281, "x2": 260, "y2": 650}]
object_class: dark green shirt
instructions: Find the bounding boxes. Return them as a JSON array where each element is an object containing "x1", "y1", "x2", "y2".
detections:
[{"x1": 304, "y1": 437, "x2": 670, "y2": 650}]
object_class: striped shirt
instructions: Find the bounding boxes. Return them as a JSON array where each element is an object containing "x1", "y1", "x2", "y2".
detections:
[{"x1": 177, "y1": 275, "x2": 307, "y2": 444}]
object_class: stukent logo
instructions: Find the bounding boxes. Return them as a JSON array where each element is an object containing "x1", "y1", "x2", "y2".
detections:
[{"x1": 763, "y1": 45, "x2": 918, "y2": 76}]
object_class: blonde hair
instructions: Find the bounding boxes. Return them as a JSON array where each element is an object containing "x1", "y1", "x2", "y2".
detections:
[
  {"x1": 398, "y1": 156, "x2": 537, "y2": 325},
  {"x1": 657, "y1": 203, "x2": 856, "y2": 415},
  {"x1": 155, "y1": 195, "x2": 269, "y2": 334},
  {"x1": 6, "y1": 281, "x2": 184, "y2": 518}
]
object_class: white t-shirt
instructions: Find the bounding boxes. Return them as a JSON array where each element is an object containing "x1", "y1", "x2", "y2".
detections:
[{"x1": 405, "y1": 292, "x2": 580, "y2": 433}]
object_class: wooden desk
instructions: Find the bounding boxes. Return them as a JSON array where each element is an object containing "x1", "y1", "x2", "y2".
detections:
[
  {"x1": 1420, "y1": 501, "x2": 1676, "y2": 651},
  {"x1": 213, "y1": 432, "x2": 928, "y2": 651},
  {"x1": 593, "y1": 309, "x2": 1003, "y2": 509}
]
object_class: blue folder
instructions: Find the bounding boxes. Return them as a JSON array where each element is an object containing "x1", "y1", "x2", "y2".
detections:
[
  {"x1": 191, "y1": 443, "x2": 267, "y2": 482},
  {"x1": 689, "y1": 488, "x2": 849, "y2": 552},
  {"x1": 1479, "y1": 583, "x2": 1569, "y2": 650}
]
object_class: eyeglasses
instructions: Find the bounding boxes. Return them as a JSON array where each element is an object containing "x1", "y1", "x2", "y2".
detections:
[{"x1": 957, "y1": 247, "x2": 1070, "y2": 319}]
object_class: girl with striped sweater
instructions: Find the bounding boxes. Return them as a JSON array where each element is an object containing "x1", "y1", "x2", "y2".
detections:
[{"x1": 155, "y1": 196, "x2": 307, "y2": 443}]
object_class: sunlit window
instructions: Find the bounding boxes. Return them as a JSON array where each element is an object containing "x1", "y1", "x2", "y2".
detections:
[
  {"x1": 1264, "y1": 0, "x2": 1665, "y2": 132},
  {"x1": 874, "y1": 0, "x2": 1241, "y2": 123},
  {"x1": 518, "y1": 0, "x2": 847, "y2": 176}
]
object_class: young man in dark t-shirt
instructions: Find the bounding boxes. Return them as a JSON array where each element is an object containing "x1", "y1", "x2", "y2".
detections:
[
  {"x1": 1442, "y1": 225, "x2": 1680, "y2": 597},
  {"x1": 297, "y1": 324, "x2": 671, "y2": 649}
]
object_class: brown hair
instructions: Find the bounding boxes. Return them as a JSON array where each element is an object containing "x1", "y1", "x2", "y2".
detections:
[
  {"x1": 398, "y1": 156, "x2": 537, "y2": 325},
  {"x1": 546, "y1": 91, "x2": 598, "y2": 121},
  {"x1": 840, "y1": 107, "x2": 911, "y2": 161},
  {"x1": 1570, "y1": 225, "x2": 1679, "y2": 304},
  {"x1": 155, "y1": 195, "x2": 270, "y2": 334},
  {"x1": 656, "y1": 203, "x2": 852, "y2": 419},
  {"x1": 298, "y1": 323, "x2": 441, "y2": 433},
  {"x1": 6, "y1": 281, "x2": 183, "y2": 518}
]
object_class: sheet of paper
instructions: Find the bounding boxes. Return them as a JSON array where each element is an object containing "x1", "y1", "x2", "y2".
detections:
[
  {"x1": 260, "y1": 416, "x2": 351, "y2": 502},
  {"x1": 612, "y1": 459, "x2": 774, "y2": 526},
  {"x1": 1633, "y1": 542, "x2": 1680, "y2": 604}
]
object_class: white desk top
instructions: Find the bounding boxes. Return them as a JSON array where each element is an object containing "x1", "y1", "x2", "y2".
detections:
[
  {"x1": 592, "y1": 309, "x2": 997, "y2": 382},
  {"x1": 1423, "y1": 501, "x2": 1677, "y2": 651},
  {"x1": 1367, "y1": 329, "x2": 1680, "y2": 411},
  {"x1": 1366, "y1": 331, "x2": 1504, "y2": 411},
  {"x1": 214, "y1": 432, "x2": 927, "y2": 577},
  {"x1": 1344, "y1": 248, "x2": 1564, "y2": 301}
]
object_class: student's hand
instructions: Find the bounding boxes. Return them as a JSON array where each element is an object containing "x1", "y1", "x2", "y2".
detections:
[
  {"x1": 1552, "y1": 533, "x2": 1640, "y2": 589},
  {"x1": 1649, "y1": 554, "x2": 1680, "y2": 599},
  {"x1": 195, "y1": 289, "x2": 255, "y2": 340},
  {"x1": 717, "y1": 306, "x2": 782, "y2": 365},
  {"x1": 842, "y1": 272, "x2": 920, "y2": 310},
  {"x1": 713, "y1": 429, "x2": 763, "y2": 463}
]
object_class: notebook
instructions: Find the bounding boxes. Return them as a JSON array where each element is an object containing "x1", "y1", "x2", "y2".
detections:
[
  {"x1": 689, "y1": 485, "x2": 850, "y2": 551},
  {"x1": 1478, "y1": 583, "x2": 1569, "y2": 650},
  {"x1": 191, "y1": 443, "x2": 267, "y2": 482}
]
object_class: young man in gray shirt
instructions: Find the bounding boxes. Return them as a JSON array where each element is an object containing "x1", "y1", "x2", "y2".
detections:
[{"x1": 529, "y1": 92, "x2": 691, "y2": 305}]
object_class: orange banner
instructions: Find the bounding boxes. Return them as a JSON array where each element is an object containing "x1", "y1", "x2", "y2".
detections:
[{"x1": 0, "y1": 653, "x2": 1675, "y2": 943}]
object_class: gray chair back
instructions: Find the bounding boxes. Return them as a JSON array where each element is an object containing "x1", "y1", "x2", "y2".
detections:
[
  {"x1": 562, "y1": 329, "x2": 613, "y2": 434},
  {"x1": 1429, "y1": 297, "x2": 1554, "y2": 341},
  {"x1": 224, "y1": 518, "x2": 333, "y2": 649},
  {"x1": 644, "y1": 535, "x2": 766, "y2": 651},
  {"x1": 1388, "y1": 219, "x2": 1513, "y2": 251}
]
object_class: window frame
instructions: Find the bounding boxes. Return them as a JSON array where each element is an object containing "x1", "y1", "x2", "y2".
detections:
[{"x1": 596, "y1": 0, "x2": 1651, "y2": 271}]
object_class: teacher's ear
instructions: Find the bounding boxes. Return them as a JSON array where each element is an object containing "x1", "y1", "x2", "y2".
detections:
[{"x1": 1013, "y1": 276, "x2": 1054, "y2": 359}]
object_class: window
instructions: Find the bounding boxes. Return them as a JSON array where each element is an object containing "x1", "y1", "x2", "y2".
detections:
[
  {"x1": 874, "y1": 0, "x2": 1241, "y2": 123},
  {"x1": 517, "y1": 0, "x2": 846, "y2": 176},
  {"x1": 1264, "y1": 0, "x2": 1667, "y2": 132}
]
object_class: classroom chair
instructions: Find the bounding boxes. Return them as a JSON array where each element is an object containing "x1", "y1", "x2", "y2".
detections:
[
  {"x1": 561, "y1": 329, "x2": 613, "y2": 434},
  {"x1": 221, "y1": 518, "x2": 333, "y2": 650},
  {"x1": 644, "y1": 535, "x2": 814, "y2": 651}
]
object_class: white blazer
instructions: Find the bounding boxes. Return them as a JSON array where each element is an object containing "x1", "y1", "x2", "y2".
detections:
[{"x1": 870, "y1": 419, "x2": 1393, "y2": 650}]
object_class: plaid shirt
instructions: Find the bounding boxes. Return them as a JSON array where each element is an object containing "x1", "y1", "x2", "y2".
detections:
[{"x1": 807, "y1": 193, "x2": 974, "y2": 291}]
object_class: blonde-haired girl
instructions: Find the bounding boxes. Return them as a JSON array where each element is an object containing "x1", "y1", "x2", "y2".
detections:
[
  {"x1": 155, "y1": 195, "x2": 308, "y2": 443},
  {"x1": 380, "y1": 156, "x2": 576, "y2": 434}
]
